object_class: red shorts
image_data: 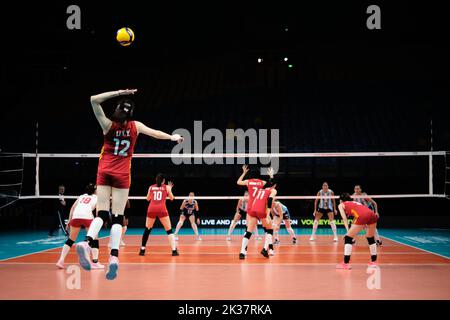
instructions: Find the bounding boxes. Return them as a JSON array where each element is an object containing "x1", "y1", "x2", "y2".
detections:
[
  {"x1": 247, "y1": 210, "x2": 267, "y2": 220},
  {"x1": 96, "y1": 170, "x2": 130, "y2": 189},
  {"x1": 353, "y1": 213, "x2": 378, "y2": 225},
  {"x1": 69, "y1": 218, "x2": 93, "y2": 228},
  {"x1": 147, "y1": 210, "x2": 169, "y2": 219}
]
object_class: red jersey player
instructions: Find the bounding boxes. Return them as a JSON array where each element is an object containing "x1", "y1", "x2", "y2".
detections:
[
  {"x1": 336, "y1": 193, "x2": 380, "y2": 270},
  {"x1": 239, "y1": 185, "x2": 277, "y2": 260},
  {"x1": 139, "y1": 174, "x2": 178, "y2": 256},
  {"x1": 237, "y1": 165, "x2": 275, "y2": 247},
  {"x1": 76, "y1": 89, "x2": 183, "y2": 280}
]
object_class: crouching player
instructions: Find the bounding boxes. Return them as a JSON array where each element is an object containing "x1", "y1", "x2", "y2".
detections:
[
  {"x1": 239, "y1": 185, "x2": 277, "y2": 259},
  {"x1": 56, "y1": 183, "x2": 103, "y2": 269},
  {"x1": 336, "y1": 193, "x2": 379, "y2": 270}
]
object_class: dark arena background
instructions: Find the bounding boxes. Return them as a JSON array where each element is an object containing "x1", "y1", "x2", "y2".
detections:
[{"x1": 0, "y1": 0, "x2": 449, "y2": 306}]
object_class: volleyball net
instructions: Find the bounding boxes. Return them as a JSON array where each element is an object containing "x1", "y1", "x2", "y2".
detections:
[{"x1": 2, "y1": 151, "x2": 447, "y2": 203}]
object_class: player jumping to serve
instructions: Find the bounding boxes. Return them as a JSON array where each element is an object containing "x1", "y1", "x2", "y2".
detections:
[
  {"x1": 76, "y1": 89, "x2": 183, "y2": 280},
  {"x1": 336, "y1": 193, "x2": 379, "y2": 270}
]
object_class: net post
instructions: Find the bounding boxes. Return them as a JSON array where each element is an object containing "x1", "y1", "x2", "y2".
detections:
[
  {"x1": 428, "y1": 153, "x2": 433, "y2": 196},
  {"x1": 35, "y1": 122, "x2": 40, "y2": 196}
]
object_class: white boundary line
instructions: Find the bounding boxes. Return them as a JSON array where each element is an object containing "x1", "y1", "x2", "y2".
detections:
[
  {"x1": 0, "y1": 236, "x2": 109, "y2": 262},
  {"x1": 0, "y1": 262, "x2": 448, "y2": 266},
  {"x1": 381, "y1": 235, "x2": 450, "y2": 260}
]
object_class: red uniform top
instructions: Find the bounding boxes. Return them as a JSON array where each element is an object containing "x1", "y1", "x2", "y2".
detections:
[
  {"x1": 246, "y1": 179, "x2": 265, "y2": 212},
  {"x1": 342, "y1": 201, "x2": 378, "y2": 225},
  {"x1": 98, "y1": 121, "x2": 138, "y2": 175},
  {"x1": 147, "y1": 184, "x2": 169, "y2": 213},
  {"x1": 249, "y1": 187, "x2": 273, "y2": 216}
]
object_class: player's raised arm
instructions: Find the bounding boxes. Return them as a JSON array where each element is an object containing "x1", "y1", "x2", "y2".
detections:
[
  {"x1": 167, "y1": 181, "x2": 175, "y2": 201},
  {"x1": 135, "y1": 121, "x2": 183, "y2": 143},
  {"x1": 90, "y1": 89, "x2": 137, "y2": 134},
  {"x1": 237, "y1": 165, "x2": 250, "y2": 186},
  {"x1": 338, "y1": 203, "x2": 349, "y2": 232}
]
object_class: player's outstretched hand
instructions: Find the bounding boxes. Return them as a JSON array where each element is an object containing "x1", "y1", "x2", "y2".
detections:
[
  {"x1": 267, "y1": 167, "x2": 274, "y2": 178},
  {"x1": 171, "y1": 134, "x2": 184, "y2": 143},
  {"x1": 118, "y1": 89, "x2": 137, "y2": 96},
  {"x1": 242, "y1": 165, "x2": 249, "y2": 173},
  {"x1": 167, "y1": 181, "x2": 174, "y2": 189}
]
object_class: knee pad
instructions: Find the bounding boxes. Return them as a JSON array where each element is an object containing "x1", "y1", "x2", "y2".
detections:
[
  {"x1": 367, "y1": 236, "x2": 376, "y2": 245},
  {"x1": 97, "y1": 210, "x2": 110, "y2": 222},
  {"x1": 266, "y1": 229, "x2": 274, "y2": 235},
  {"x1": 244, "y1": 231, "x2": 253, "y2": 239},
  {"x1": 65, "y1": 238, "x2": 75, "y2": 247},
  {"x1": 111, "y1": 214, "x2": 124, "y2": 226},
  {"x1": 344, "y1": 235, "x2": 354, "y2": 244},
  {"x1": 166, "y1": 229, "x2": 173, "y2": 235},
  {"x1": 89, "y1": 239, "x2": 99, "y2": 249}
]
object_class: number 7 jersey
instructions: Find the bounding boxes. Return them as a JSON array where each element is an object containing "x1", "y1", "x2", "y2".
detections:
[{"x1": 98, "y1": 121, "x2": 138, "y2": 175}]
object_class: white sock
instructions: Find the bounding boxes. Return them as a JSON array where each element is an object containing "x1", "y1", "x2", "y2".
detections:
[
  {"x1": 59, "y1": 244, "x2": 71, "y2": 262},
  {"x1": 287, "y1": 227, "x2": 295, "y2": 239},
  {"x1": 87, "y1": 217, "x2": 104, "y2": 240},
  {"x1": 240, "y1": 237, "x2": 249, "y2": 254},
  {"x1": 228, "y1": 220, "x2": 237, "y2": 236},
  {"x1": 191, "y1": 222, "x2": 199, "y2": 236},
  {"x1": 175, "y1": 221, "x2": 183, "y2": 235},
  {"x1": 92, "y1": 248, "x2": 99, "y2": 261},
  {"x1": 264, "y1": 232, "x2": 273, "y2": 250},
  {"x1": 110, "y1": 224, "x2": 123, "y2": 251},
  {"x1": 312, "y1": 220, "x2": 319, "y2": 236},
  {"x1": 369, "y1": 243, "x2": 377, "y2": 256},
  {"x1": 168, "y1": 234, "x2": 176, "y2": 251},
  {"x1": 330, "y1": 220, "x2": 337, "y2": 237},
  {"x1": 344, "y1": 243, "x2": 353, "y2": 256}
]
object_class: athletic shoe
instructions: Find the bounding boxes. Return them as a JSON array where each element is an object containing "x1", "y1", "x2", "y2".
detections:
[
  {"x1": 196, "y1": 236, "x2": 202, "y2": 241},
  {"x1": 91, "y1": 262, "x2": 105, "y2": 270},
  {"x1": 292, "y1": 237, "x2": 297, "y2": 244},
  {"x1": 76, "y1": 241, "x2": 92, "y2": 271},
  {"x1": 55, "y1": 260, "x2": 64, "y2": 269},
  {"x1": 309, "y1": 236, "x2": 315, "y2": 241},
  {"x1": 336, "y1": 263, "x2": 352, "y2": 270},
  {"x1": 260, "y1": 248, "x2": 269, "y2": 258},
  {"x1": 274, "y1": 239, "x2": 280, "y2": 245},
  {"x1": 139, "y1": 249, "x2": 145, "y2": 256},
  {"x1": 172, "y1": 249, "x2": 179, "y2": 256},
  {"x1": 106, "y1": 256, "x2": 119, "y2": 280},
  {"x1": 239, "y1": 253, "x2": 246, "y2": 260},
  {"x1": 368, "y1": 262, "x2": 378, "y2": 267},
  {"x1": 226, "y1": 236, "x2": 231, "y2": 241},
  {"x1": 376, "y1": 240, "x2": 382, "y2": 246},
  {"x1": 269, "y1": 249, "x2": 275, "y2": 256},
  {"x1": 333, "y1": 237, "x2": 338, "y2": 242},
  {"x1": 120, "y1": 240, "x2": 126, "y2": 246}
]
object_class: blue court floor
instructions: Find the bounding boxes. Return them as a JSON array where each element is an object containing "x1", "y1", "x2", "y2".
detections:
[{"x1": 0, "y1": 228, "x2": 449, "y2": 261}]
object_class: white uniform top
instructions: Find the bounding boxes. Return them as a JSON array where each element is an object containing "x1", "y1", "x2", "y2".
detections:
[{"x1": 73, "y1": 194, "x2": 97, "y2": 220}]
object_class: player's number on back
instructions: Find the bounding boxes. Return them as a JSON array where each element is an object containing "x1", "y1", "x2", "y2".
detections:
[
  {"x1": 153, "y1": 191, "x2": 162, "y2": 201},
  {"x1": 255, "y1": 190, "x2": 265, "y2": 200},
  {"x1": 113, "y1": 138, "x2": 130, "y2": 156},
  {"x1": 80, "y1": 197, "x2": 91, "y2": 204}
]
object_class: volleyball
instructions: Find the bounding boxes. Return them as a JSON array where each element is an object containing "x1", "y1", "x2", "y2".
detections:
[{"x1": 116, "y1": 27, "x2": 135, "y2": 46}]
